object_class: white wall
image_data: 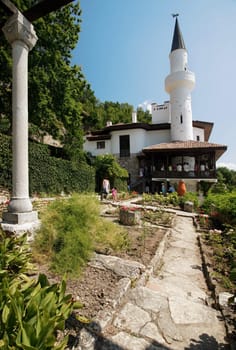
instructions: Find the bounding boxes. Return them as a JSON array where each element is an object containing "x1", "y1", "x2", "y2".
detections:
[
  {"x1": 111, "y1": 129, "x2": 146, "y2": 154},
  {"x1": 193, "y1": 127, "x2": 205, "y2": 141},
  {"x1": 146, "y1": 129, "x2": 171, "y2": 146},
  {"x1": 169, "y1": 49, "x2": 188, "y2": 73},
  {"x1": 151, "y1": 101, "x2": 170, "y2": 124},
  {"x1": 83, "y1": 137, "x2": 111, "y2": 156},
  {"x1": 84, "y1": 128, "x2": 172, "y2": 157}
]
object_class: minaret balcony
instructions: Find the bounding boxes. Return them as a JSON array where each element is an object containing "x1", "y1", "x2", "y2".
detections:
[{"x1": 165, "y1": 70, "x2": 195, "y2": 93}]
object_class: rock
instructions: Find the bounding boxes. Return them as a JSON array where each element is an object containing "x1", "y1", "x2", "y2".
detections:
[
  {"x1": 184, "y1": 201, "x2": 194, "y2": 213},
  {"x1": 218, "y1": 292, "x2": 235, "y2": 307}
]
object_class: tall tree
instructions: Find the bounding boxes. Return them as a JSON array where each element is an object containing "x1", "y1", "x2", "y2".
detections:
[{"x1": 0, "y1": 0, "x2": 96, "y2": 160}]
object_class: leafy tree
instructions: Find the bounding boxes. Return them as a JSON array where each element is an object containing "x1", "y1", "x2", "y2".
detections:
[
  {"x1": 137, "y1": 107, "x2": 152, "y2": 123},
  {"x1": 216, "y1": 167, "x2": 236, "y2": 191},
  {"x1": 82, "y1": 101, "x2": 152, "y2": 133},
  {"x1": 94, "y1": 154, "x2": 128, "y2": 192},
  {"x1": 0, "y1": 0, "x2": 96, "y2": 161},
  {"x1": 83, "y1": 100, "x2": 136, "y2": 131}
]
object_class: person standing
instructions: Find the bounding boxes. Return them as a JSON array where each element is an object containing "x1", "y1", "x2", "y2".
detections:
[
  {"x1": 101, "y1": 178, "x2": 110, "y2": 200},
  {"x1": 161, "y1": 182, "x2": 166, "y2": 195}
]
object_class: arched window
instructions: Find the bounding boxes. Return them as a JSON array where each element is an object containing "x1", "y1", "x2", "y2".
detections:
[{"x1": 180, "y1": 114, "x2": 183, "y2": 124}]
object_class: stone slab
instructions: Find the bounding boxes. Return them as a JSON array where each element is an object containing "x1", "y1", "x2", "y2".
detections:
[
  {"x1": 157, "y1": 307, "x2": 183, "y2": 344},
  {"x1": 113, "y1": 302, "x2": 151, "y2": 333},
  {"x1": 90, "y1": 253, "x2": 145, "y2": 279},
  {"x1": 129, "y1": 286, "x2": 168, "y2": 313},
  {"x1": 168, "y1": 296, "x2": 218, "y2": 324},
  {"x1": 146, "y1": 275, "x2": 207, "y2": 303},
  {"x1": 110, "y1": 331, "x2": 165, "y2": 350},
  {"x1": 140, "y1": 321, "x2": 166, "y2": 344}
]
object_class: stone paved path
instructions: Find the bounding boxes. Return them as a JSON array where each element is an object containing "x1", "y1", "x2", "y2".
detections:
[{"x1": 92, "y1": 214, "x2": 229, "y2": 350}]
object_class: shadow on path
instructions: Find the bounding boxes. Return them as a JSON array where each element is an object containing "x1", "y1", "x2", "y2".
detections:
[
  {"x1": 66, "y1": 311, "x2": 230, "y2": 350},
  {"x1": 183, "y1": 333, "x2": 230, "y2": 350}
]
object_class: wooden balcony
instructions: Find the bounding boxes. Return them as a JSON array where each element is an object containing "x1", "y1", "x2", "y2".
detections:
[{"x1": 150, "y1": 169, "x2": 216, "y2": 180}]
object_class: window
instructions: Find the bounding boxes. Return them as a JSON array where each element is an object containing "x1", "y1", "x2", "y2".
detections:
[
  {"x1": 180, "y1": 114, "x2": 183, "y2": 124},
  {"x1": 196, "y1": 135, "x2": 200, "y2": 141},
  {"x1": 97, "y1": 141, "x2": 105, "y2": 149},
  {"x1": 120, "y1": 135, "x2": 130, "y2": 157}
]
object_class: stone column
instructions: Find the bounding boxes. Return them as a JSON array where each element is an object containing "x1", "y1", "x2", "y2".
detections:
[{"x1": 2, "y1": 11, "x2": 38, "y2": 225}]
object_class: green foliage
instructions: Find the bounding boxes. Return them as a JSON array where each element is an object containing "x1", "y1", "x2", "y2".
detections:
[
  {"x1": 143, "y1": 209, "x2": 173, "y2": 227},
  {"x1": 199, "y1": 181, "x2": 213, "y2": 196},
  {"x1": 84, "y1": 101, "x2": 134, "y2": 131},
  {"x1": 203, "y1": 227, "x2": 236, "y2": 290},
  {"x1": 178, "y1": 192, "x2": 199, "y2": 210},
  {"x1": 113, "y1": 176, "x2": 128, "y2": 192},
  {"x1": 201, "y1": 190, "x2": 236, "y2": 291},
  {"x1": 0, "y1": 1, "x2": 96, "y2": 159},
  {"x1": 0, "y1": 134, "x2": 12, "y2": 189},
  {"x1": 93, "y1": 218, "x2": 130, "y2": 254},
  {"x1": 202, "y1": 191, "x2": 236, "y2": 226},
  {"x1": 137, "y1": 107, "x2": 152, "y2": 123},
  {"x1": 33, "y1": 194, "x2": 129, "y2": 276},
  {"x1": 216, "y1": 167, "x2": 236, "y2": 191},
  {"x1": 0, "y1": 134, "x2": 95, "y2": 194},
  {"x1": 83, "y1": 101, "x2": 152, "y2": 133},
  {"x1": 94, "y1": 154, "x2": 128, "y2": 192},
  {"x1": 0, "y1": 232, "x2": 32, "y2": 280},
  {"x1": 142, "y1": 192, "x2": 180, "y2": 207},
  {"x1": 0, "y1": 231, "x2": 80, "y2": 349},
  {"x1": 29, "y1": 142, "x2": 95, "y2": 195}
]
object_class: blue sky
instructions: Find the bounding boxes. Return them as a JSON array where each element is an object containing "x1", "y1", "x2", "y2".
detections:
[{"x1": 72, "y1": 0, "x2": 236, "y2": 170}]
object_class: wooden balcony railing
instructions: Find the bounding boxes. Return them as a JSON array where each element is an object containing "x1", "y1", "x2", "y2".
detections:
[{"x1": 150, "y1": 169, "x2": 216, "y2": 179}]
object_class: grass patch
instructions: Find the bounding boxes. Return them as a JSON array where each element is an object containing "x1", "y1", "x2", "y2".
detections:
[{"x1": 32, "y1": 194, "x2": 129, "y2": 277}]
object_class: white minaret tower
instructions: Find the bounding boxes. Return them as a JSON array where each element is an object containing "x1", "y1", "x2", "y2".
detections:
[{"x1": 165, "y1": 16, "x2": 195, "y2": 141}]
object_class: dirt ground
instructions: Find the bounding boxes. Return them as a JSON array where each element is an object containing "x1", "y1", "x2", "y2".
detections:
[{"x1": 72, "y1": 227, "x2": 166, "y2": 320}]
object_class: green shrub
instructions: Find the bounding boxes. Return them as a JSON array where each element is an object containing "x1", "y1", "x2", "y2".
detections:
[
  {"x1": 178, "y1": 192, "x2": 199, "y2": 210},
  {"x1": 203, "y1": 226, "x2": 236, "y2": 290},
  {"x1": 0, "y1": 232, "x2": 32, "y2": 279},
  {"x1": 29, "y1": 142, "x2": 95, "y2": 195},
  {"x1": 94, "y1": 154, "x2": 128, "y2": 193},
  {"x1": 33, "y1": 194, "x2": 129, "y2": 276},
  {"x1": 142, "y1": 192, "x2": 180, "y2": 208},
  {"x1": 201, "y1": 191, "x2": 236, "y2": 291},
  {"x1": 202, "y1": 191, "x2": 236, "y2": 226},
  {"x1": 0, "y1": 231, "x2": 81, "y2": 349},
  {"x1": 0, "y1": 134, "x2": 95, "y2": 195}
]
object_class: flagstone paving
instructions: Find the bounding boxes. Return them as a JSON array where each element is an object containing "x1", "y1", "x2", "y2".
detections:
[{"x1": 76, "y1": 212, "x2": 230, "y2": 350}]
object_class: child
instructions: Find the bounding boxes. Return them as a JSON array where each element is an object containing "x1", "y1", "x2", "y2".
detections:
[{"x1": 111, "y1": 187, "x2": 118, "y2": 201}]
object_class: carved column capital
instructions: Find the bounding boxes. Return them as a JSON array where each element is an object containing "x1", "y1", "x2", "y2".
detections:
[{"x1": 2, "y1": 10, "x2": 37, "y2": 50}]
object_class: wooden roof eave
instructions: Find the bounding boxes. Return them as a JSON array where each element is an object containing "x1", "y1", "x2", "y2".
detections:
[
  {"x1": 142, "y1": 146, "x2": 227, "y2": 158},
  {"x1": 86, "y1": 135, "x2": 111, "y2": 141}
]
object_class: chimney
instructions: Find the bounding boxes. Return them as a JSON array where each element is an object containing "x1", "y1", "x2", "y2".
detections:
[
  {"x1": 132, "y1": 110, "x2": 137, "y2": 123},
  {"x1": 106, "y1": 120, "x2": 112, "y2": 127}
]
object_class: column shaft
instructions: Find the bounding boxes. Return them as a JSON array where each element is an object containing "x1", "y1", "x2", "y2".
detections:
[{"x1": 2, "y1": 11, "x2": 38, "y2": 222}]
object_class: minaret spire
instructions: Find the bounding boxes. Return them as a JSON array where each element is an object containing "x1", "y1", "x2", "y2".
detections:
[
  {"x1": 171, "y1": 16, "x2": 186, "y2": 52},
  {"x1": 165, "y1": 16, "x2": 195, "y2": 141}
]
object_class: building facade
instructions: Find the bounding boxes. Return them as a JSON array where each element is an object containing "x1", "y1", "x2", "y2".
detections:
[{"x1": 83, "y1": 17, "x2": 227, "y2": 193}]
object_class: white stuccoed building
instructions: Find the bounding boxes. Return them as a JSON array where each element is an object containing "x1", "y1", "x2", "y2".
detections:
[{"x1": 83, "y1": 17, "x2": 227, "y2": 193}]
